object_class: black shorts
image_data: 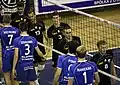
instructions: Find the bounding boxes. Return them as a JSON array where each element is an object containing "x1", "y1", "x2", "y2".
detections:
[
  {"x1": 52, "y1": 51, "x2": 59, "y2": 68},
  {"x1": 33, "y1": 44, "x2": 46, "y2": 62}
]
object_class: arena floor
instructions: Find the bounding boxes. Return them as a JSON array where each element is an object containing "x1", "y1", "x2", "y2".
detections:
[{"x1": 39, "y1": 6, "x2": 120, "y2": 85}]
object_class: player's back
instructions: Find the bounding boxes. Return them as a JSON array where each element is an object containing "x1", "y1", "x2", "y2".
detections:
[
  {"x1": 58, "y1": 55, "x2": 77, "y2": 84},
  {"x1": 71, "y1": 61, "x2": 97, "y2": 85},
  {"x1": 0, "y1": 26, "x2": 20, "y2": 52},
  {"x1": 14, "y1": 35, "x2": 37, "y2": 65}
]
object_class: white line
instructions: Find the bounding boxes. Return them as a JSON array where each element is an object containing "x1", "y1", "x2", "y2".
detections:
[
  {"x1": 45, "y1": 0, "x2": 120, "y2": 28},
  {"x1": 38, "y1": 42, "x2": 120, "y2": 81}
]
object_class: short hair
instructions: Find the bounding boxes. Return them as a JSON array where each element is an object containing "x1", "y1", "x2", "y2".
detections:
[
  {"x1": 97, "y1": 40, "x2": 107, "y2": 48},
  {"x1": 17, "y1": 1, "x2": 25, "y2": 7},
  {"x1": 19, "y1": 21, "x2": 28, "y2": 32},
  {"x1": 3, "y1": 14, "x2": 11, "y2": 23},
  {"x1": 68, "y1": 40, "x2": 80, "y2": 54},
  {"x1": 76, "y1": 45, "x2": 86, "y2": 58},
  {"x1": 28, "y1": 7, "x2": 35, "y2": 14},
  {"x1": 52, "y1": 11, "x2": 60, "y2": 16}
]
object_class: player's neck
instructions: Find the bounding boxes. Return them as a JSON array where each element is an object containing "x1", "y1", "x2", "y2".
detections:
[
  {"x1": 78, "y1": 58, "x2": 86, "y2": 62},
  {"x1": 54, "y1": 22, "x2": 60, "y2": 27},
  {"x1": 3, "y1": 23, "x2": 11, "y2": 27},
  {"x1": 21, "y1": 32, "x2": 29, "y2": 36}
]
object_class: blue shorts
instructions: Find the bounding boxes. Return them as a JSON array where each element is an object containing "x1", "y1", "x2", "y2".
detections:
[
  {"x1": 2, "y1": 51, "x2": 14, "y2": 72},
  {"x1": 16, "y1": 62, "x2": 37, "y2": 82}
]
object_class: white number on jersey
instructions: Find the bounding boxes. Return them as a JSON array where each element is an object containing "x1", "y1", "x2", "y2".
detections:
[
  {"x1": 58, "y1": 35, "x2": 62, "y2": 39},
  {"x1": 105, "y1": 64, "x2": 108, "y2": 69},
  {"x1": 8, "y1": 34, "x2": 13, "y2": 45},
  {"x1": 25, "y1": 44, "x2": 30, "y2": 55},
  {"x1": 83, "y1": 72, "x2": 87, "y2": 84}
]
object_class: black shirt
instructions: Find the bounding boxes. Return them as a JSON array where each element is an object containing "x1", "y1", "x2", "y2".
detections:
[
  {"x1": 10, "y1": 12, "x2": 28, "y2": 28},
  {"x1": 91, "y1": 52, "x2": 113, "y2": 85},
  {"x1": 47, "y1": 22, "x2": 70, "y2": 48},
  {"x1": 57, "y1": 36, "x2": 81, "y2": 54},
  {"x1": 28, "y1": 20, "x2": 45, "y2": 43},
  {"x1": 0, "y1": 14, "x2": 3, "y2": 23}
]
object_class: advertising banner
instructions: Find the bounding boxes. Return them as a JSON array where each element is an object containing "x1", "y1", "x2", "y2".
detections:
[
  {"x1": 0, "y1": 0, "x2": 29, "y2": 14},
  {"x1": 35, "y1": 0, "x2": 120, "y2": 14}
]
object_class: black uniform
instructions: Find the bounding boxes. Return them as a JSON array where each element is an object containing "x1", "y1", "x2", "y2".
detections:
[
  {"x1": 57, "y1": 36, "x2": 81, "y2": 54},
  {"x1": 47, "y1": 22, "x2": 70, "y2": 67},
  {"x1": 0, "y1": 14, "x2": 3, "y2": 23},
  {"x1": 91, "y1": 53, "x2": 113, "y2": 85},
  {"x1": 10, "y1": 12, "x2": 28, "y2": 28},
  {"x1": 28, "y1": 20, "x2": 46, "y2": 63}
]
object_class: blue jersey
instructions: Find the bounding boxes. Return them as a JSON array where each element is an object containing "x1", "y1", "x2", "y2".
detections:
[
  {"x1": 13, "y1": 35, "x2": 38, "y2": 66},
  {"x1": 57, "y1": 54, "x2": 78, "y2": 84},
  {"x1": 0, "y1": 26, "x2": 20, "y2": 54},
  {"x1": 68, "y1": 60, "x2": 98, "y2": 85}
]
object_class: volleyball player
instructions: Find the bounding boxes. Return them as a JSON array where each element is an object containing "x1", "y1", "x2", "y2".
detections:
[
  {"x1": 12, "y1": 21, "x2": 45, "y2": 85},
  {"x1": 53, "y1": 40, "x2": 80, "y2": 85},
  {"x1": 68, "y1": 45, "x2": 100, "y2": 85},
  {"x1": 57, "y1": 25, "x2": 81, "y2": 54},
  {"x1": 27, "y1": 8, "x2": 47, "y2": 85},
  {"x1": 10, "y1": 0, "x2": 28, "y2": 28},
  {"x1": 91, "y1": 40, "x2": 116, "y2": 85},
  {"x1": 47, "y1": 11, "x2": 71, "y2": 68},
  {"x1": 0, "y1": 15, "x2": 20, "y2": 85}
]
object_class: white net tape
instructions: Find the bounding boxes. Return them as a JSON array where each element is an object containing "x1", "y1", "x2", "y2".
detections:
[
  {"x1": 38, "y1": 42, "x2": 120, "y2": 81},
  {"x1": 38, "y1": 0, "x2": 120, "y2": 82}
]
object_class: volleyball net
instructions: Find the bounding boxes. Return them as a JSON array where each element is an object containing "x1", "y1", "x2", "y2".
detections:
[{"x1": 36, "y1": 0, "x2": 120, "y2": 84}]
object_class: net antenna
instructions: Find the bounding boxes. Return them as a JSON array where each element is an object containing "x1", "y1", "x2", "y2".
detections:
[{"x1": 45, "y1": 0, "x2": 120, "y2": 28}]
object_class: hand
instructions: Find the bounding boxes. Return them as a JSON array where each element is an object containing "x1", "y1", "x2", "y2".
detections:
[{"x1": 12, "y1": 69, "x2": 16, "y2": 78}]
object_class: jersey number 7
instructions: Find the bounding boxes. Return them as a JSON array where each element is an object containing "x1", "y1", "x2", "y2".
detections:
[{"x1": 8, "y1": 34, "x2": 13, "y2": 45}]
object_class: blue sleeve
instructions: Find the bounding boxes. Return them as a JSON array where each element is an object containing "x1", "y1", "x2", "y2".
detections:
[
  {"x1": 57, "y1": 55, "x2": 64, "y2": 68},
  {"x1": 16, "y1": 28, "x2": 20, "y2": 37},
  {"x1": 13, "y1": 38, "x2": 19, "y2": 48},
  {"x1": 68, "y1": 64, "x2": 74, "y2": 79},
  {"x1": 92, "y1": 62, "x2": 98, "y2": 73},
  {"x1": 33, "y1": 37, "x2": 38, "y2": 48}
]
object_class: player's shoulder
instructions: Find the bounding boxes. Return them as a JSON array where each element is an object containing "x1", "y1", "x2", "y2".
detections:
[
  {"x1": 48, "y1": 24, "x2": 55, "y2": 30},
  {"x1": 29, "y1": 36, "x2": 37, "y2": 41},
  {"x1": 11, "y1": 12, "x2": 18, "y2": 16},
  {"x1": 87, "y1": 61, "x2": 97, "y2": 65},
  {"x1": 60, "y1": 22, "x2": 69, "y2": 26}
]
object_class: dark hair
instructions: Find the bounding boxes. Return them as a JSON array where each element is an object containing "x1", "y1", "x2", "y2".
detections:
[
  {"x1": 76, "y1": 45, "x2": 86, "y2": 58},
  {"x1": 68, "y1": 40, "x2": 80, "y2": 54},
  {"x1": 52, "y1": 11, "x2": 60, "y2": 16},
  {"x1": 97, "y1": 40, "x2": 107, "y2": 48},
  {"x1": 19, "y1": 21, "x2": 28, "y2": 32},
  {"x1": 17, "y1": 1, "x2": 25, "y2": 7},
  {"x1": 3, "y1": 14, "x2": 11, "y2": 23},
  {"x1": 28, "y1": 7, "x2": 35, "y2": 14}
]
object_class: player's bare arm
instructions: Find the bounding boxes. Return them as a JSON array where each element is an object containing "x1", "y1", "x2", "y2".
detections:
[
  {"x1": 12, "y1": 48, "x2": 19, "y2": 78},
  {"x1": 68, "y1": 78, "x2": 73, "y2": 85},
  {"x1": 111, "y1": 61, "x2": 117, "y2": 84},
  {"x1": 53, "y1": 68, "x2": 62, "y2": 85},
  {"x1": 35, "y1": 46, "x2": 46, "y2": 60},
  {"x1": 94, "y1": 72, "x2": 100, "y2": 85}
]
